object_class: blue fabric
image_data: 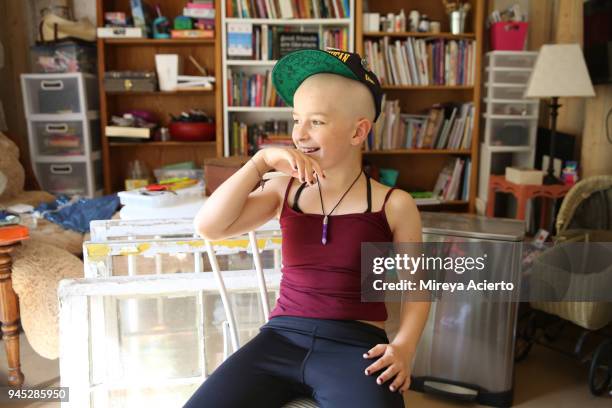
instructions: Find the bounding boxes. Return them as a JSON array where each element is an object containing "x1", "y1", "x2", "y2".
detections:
[
  {"x1": 34, "y1": 194, "x2": 120, "y2": 233},
  {"x1": 183, "y1": 317, "x2": 404, "y2": 408}
]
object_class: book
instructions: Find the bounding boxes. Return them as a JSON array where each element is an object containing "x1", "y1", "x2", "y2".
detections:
[
  {"x1": 97, "y1": 27, "x2": 144, "y2": 38},
  {"x1": 183, "y1": 7, "x2": 215, "y2": 18},
  {"x1": 227, "y1": 22, "x2": 253, "y2": 58},
  {"x1": 171, "y1": 29, "x2": 214, "y2": 39},
  {"x1": 105, "y1": 126, "x2": 151, "y2": 138}
]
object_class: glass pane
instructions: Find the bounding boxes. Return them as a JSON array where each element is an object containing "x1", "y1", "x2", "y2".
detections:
[
  {"x1": 90, "y1": 293, "x2": 203, "y2": 382},
  {"x1": 202, "y1": 290, "x2": 279, "y2": 375},
  {"x1": 110, "y1": 252, "x2": 204, "y2": 276}
]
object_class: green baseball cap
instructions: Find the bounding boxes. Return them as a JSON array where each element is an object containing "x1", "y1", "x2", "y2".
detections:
[{"x1": 272, "y1": 48, "x2": 383, "y2": 122}]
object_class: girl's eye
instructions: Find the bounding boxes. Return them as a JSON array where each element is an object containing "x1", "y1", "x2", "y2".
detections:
[
  {"x1": 312, "y1": 120, "x2": 323, "y2": 126},
  {"x1": 293, "y1": 119, "x2": 300, "y2": 125}
]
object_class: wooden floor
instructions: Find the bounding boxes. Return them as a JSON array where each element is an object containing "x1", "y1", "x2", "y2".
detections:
[{"x1": 1, "y1": 333, "x2": 610, "y2": 407}]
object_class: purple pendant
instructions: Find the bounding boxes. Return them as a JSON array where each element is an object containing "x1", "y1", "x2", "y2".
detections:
[{"x1": 322, "y1": 215, "x2": 329, "y2": 245}]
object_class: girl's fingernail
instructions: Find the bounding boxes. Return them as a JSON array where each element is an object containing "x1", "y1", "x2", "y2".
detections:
[
  {"x1": 377, "y1": 378, "x2": 382, "y2": 385},
  {"x1": 389, "y1": 386, "x2": 395, "y2": 392},
  {"x1": 364, "y1": 369, "x2": 369, "y2": 375},
  {"x1": 363, "y1": 353, "x2": 368, "y2": 358}
]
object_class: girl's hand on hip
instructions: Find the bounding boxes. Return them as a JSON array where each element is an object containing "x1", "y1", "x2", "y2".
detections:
[
  {"x1": 363, "y1": 343, "x2": 412, "y2": 393},
  {"x1": 254, "y1": 148, "x2": 324, "y2": 185}
]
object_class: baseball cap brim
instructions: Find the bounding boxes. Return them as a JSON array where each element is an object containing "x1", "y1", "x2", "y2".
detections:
[{"x1": 272, "y1": 49, "x2": 359, "y2": 108}]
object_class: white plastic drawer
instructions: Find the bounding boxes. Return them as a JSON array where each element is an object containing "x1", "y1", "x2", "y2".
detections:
[
  {"x1": 22, "y1": 74, "x2": 98, "y2": 115},
  {"x1": 31, "y1": 119, "x2": 100, "y2": 156},
  {"x1": 484, "y1": 99, "x2": 539, "y2": 117},
  {"x1": 486, "y1": 53, "x2": 537, "y2": 69},
  {"x1": 486, "y1": 118, "x2": 535, "y2": 147},
  {"x1": 485, "y1": 84, "x2": 528, "y2": 100},
  {"x1": 486, "y1": 68, "x2": 533, "y2": 85},
  {"x1": 36, "y1": 160, "x2": 102, "y2": 196}
]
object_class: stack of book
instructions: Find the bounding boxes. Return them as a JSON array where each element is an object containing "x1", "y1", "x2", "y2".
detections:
[
  {"x1": 173, "y1": 1, "x2": 215, "y2": 38},
  {"x1": 432, "y1": 157, "x2": 471, "y2": 201},
  {"x1": 364, "y1": 38, "x2": 476, "y2": 86},
  {"x1": 367, "y1": 99, "x2": 475, "y2": 151},
  {"x1": 230, "y1": 119, "x2": 293, "y2": 155},
  {"x1": 227, "y1": 23, "x2": 347, "y2": 60},
  {"x1": 227, "y1": 0, "x2": 350, "y2": 19},
  {"x1": 227, "y1": 69, "x2": 286, "y2": 106}
]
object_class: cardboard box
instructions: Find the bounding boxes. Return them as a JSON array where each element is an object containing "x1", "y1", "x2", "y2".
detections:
[
  {"x1": 505, "y1": 167, "x2": 544, "y2": 185},
  {"x1": 203, "y1": 156, "x2": 250, "y2": 195}
]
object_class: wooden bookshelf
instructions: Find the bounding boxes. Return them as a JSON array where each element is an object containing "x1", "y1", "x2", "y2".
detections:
[
  {"x1": 356, "y1": 0, "x2": 484, "y2": 213},
  {"x1": 96, "y1": 0, "x2": 223, "y2": 193}
]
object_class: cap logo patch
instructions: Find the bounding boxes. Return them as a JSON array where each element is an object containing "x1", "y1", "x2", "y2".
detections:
[
  {"x1": 325, "y1": 50, "x2": 350, "y2": 63},
  {"x1": 364, "y1": 73, "x2": 375, "y2": 85}
]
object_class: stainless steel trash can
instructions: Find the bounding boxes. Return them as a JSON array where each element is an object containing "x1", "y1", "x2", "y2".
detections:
[{"x1": 410, "y1": 212, "x2": 525, "y2": 407}]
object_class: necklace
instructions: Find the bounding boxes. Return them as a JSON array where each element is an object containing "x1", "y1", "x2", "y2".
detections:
[{"x1": 317, "y1": 169, "x2": 363, "y2": 245}]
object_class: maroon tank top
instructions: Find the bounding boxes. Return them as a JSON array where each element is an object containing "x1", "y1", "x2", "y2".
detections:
[{"x1": 269, "y1": 175, "x2": 395, "y2": 321}]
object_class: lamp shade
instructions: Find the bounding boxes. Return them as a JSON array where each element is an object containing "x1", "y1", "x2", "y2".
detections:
[{"x1": 524, "y1": 44, "x2": 596, "y2": 98}]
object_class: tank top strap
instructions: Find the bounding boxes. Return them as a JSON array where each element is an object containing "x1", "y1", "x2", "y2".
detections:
[
  {"x1": 292, "y1": 181, "x2": 309, "y2": 212},
  {"x1": 283, "y1": 177, "x2": 295, "y2": 206},
  {"x1": 382, "y1": 187, "x2": 396, "y2": 209},
  {"x1": 366, "y1": 173, "x2": 372, "y2": 212}
]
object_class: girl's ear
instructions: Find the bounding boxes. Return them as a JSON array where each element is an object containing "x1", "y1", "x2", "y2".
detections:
[{"x1": 351, "y1": 118, "x2": 372, "y2": 146}]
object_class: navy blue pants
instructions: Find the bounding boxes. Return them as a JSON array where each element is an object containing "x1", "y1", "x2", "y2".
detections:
[{"x1": 183, "y1": 316, "x2": 405, "y2": 408}]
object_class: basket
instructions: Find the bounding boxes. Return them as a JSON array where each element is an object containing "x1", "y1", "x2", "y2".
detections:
[{"x1": 490, "y1": 22, "x2": 528, "y2": 51}]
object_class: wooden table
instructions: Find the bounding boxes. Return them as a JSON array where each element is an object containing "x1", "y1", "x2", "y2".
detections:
[
  {"x1": 0, "y1": 225, "x2": 29, "y2": 386},
  {"x1": 486, "y1": 175, "x2": 572, "y2": 229}
]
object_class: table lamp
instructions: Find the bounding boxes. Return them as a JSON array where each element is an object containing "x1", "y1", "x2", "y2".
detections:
[{"x1": 524, "y1": 44, "x2": 595, "y2": 184}]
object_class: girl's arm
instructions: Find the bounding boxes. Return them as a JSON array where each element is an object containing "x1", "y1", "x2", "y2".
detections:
[
  {"x1": 194, "y1": 152, "x2": 278, "y2": 240},
  {"x1": 194, "y1": 148, "x2": 323, "y2": 240},
  {"x1": 387, "y1": 191, "x2": 430, "y2": 357},
  {"x1": 364, "y1": 189, "x2": 430, "y2": 394}
]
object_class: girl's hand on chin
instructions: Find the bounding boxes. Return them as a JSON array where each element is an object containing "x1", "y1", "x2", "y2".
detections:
[
  {"x1": 363, "y1": 343, "x2": 413, "y2": 394},
  {"x1": 255, "y1": 147, "x2": 325, "y2": 185}
]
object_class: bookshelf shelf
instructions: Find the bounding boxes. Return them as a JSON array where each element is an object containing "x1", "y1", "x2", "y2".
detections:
[
  {"x1": 224, "y1": 18, "x2": 351, "y2": 25},
  {"x1": 423, "y1": 200, "x2": 469, "y2": 206},
  {"x1": 101, "y1": 38, "x2": 216, "y2": 45},
  {"x1": 109, "y1": 141, "x2": 216, "y2": 147},
  {"x1": 226, "y1": 60, "x2": 278, "y2": 66},
  {"x1": 105, "y1": 89, "x2": 214, "y2": 96},
  {"x1": 363, "y1": 31, "x2": 476, "y2": 40},
  {"x1": 227, "y1": 106, "x2": 293, "y2": 112},
  {"x1": 364, "y1": 149, "x2": 471, "y2": 155}
]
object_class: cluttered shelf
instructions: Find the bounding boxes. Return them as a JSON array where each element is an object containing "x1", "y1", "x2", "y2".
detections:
[
  {"x1": 100, "y1": 38, "x2": 215, "y2": 45},
  {"x1": 363, "y1": 31, "x2": 476, "y2": 39}
]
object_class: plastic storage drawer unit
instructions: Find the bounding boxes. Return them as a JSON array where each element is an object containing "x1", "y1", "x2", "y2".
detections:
[
  {"x1": 410, "y1": 212, "x2": 525, "y2": 407},
  {"x1": 29, "y1": 118, "x2": 101, "y2": 157},
  {"x1": 486, "y1": 52, "x2": 537, "y2": 68},
  {"x1": 21, "y1": 73, "x2": 98, "y2": 115},
  {"x1": 484, "y1": 117, "x2": 536, "y2": 147},
  {"x1": 36, "y1": 160, "x2": 103, "y2": 197},
  {"x1": 486, "y1": 68, "x2": 533, "y2": 85}
]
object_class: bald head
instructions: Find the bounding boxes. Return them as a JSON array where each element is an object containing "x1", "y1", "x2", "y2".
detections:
[{"x1": 294, "y1": 73, "x2": 376, "y2": 122}]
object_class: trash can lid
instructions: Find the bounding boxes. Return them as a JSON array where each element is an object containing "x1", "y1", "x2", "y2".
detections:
[{"x1": 421, "y1": 212, "x2": 525, "y2": 242}]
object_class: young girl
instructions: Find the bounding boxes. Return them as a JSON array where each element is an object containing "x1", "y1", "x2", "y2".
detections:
[{"x1": 187, "y1": 49, "x2": 430, "y2": 408}]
